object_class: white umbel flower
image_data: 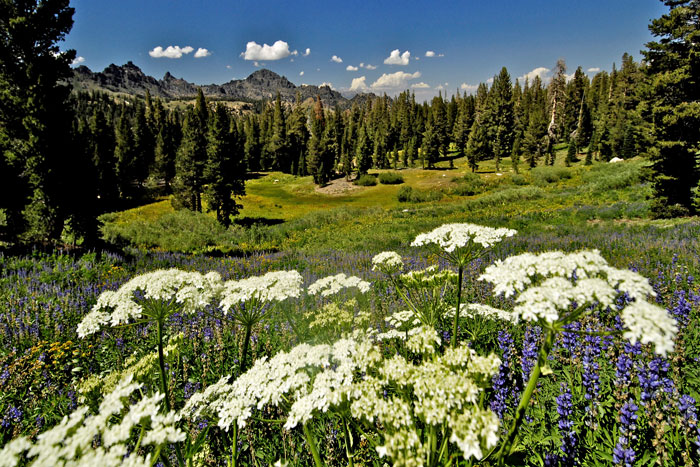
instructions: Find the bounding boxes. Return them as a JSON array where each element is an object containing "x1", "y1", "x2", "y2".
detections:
[
  {"x1": 479, "y1": 249, "x2": 677, "y2": 355},
  {"x1": 77, "y1": 269, "x2": 223, "y2": 337},
  {"x1": 220, "y1": 270, "x2": 303, "y2": 312},
  {"x1": 372, "y1": 251, "x2": 404, "y2": 273},
  {"x1": 307, "y1": 273, "x2": 371, "y2": 297},
  {"x1": 411, "y1": 223, "x2": 516, "y2": 252}
]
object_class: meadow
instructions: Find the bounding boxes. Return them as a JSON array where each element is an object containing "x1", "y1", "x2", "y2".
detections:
[{"x1": 2, "y1": 155, "x2": 700, "y2": 466}]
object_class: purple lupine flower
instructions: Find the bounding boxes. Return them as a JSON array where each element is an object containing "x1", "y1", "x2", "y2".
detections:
[
  {"x1": 613, "y1": 401, "x2": 638, "y2": 466},
  {"x1": 561, "y1": 321, "x2": 580, "y2": 355},
  {"x1": 556, "y1": 383, "x2": 577, "y2": 466},
  {"x1": 521, "y1": 325, "x2": 541, "y2": 383},
  {"x1": 583, "y1": 331, "x2": 601, "y2": 403},
  {"x1": 678, "y1": 394, "x2": 700, "y2": 454},
  {"x1": 638, "y1": 357, "x2": 669, "y2": 404},
  {"x1": 491, "y1": 331, "x2": 514, "y2": 419}
]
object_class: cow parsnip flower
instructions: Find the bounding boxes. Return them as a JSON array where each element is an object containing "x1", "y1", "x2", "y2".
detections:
[
  {"x1": 447, "y1": 303, "x2": 519, "y2": 324},
  {"x1": 372, "y1": 251, "x2": 404, "y2": 273},
  {"x1": 219, "y1": 270, "x2": 303, "y2": 312},
  {"x1": 307, "y1": 273, "x2": 371, "y2": 297},
  {"x1": 77, "y1": 269, "x2": 223, "y2": 337},
  {"x1": 1, "y1": 375, "x2": 183, "y2": 467},
  {"x1": 479, "y1": 249, "x2": 677, "y2": 355},
  {"x1": 411, "y1": 223, "x2": 517, "y2": 253}
]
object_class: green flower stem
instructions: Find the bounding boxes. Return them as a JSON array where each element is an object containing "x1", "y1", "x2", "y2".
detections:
[
  {"x1": 495, "y1": 325, "x2": 556, "y2": 466},
  {"x1": 156, "y1": 317, "x2": 185, "y2": 467},
  {"x1": 342, "y1": 417, "x2": 355, "y2": 467},
  {"x1": 451, "y1": 265, "x2": 464, "y2": 348},
  {"x1": 229, "y1": 425, "x2": 238, "y2": 467},
  {"x1": 239, "y1": 322, "x2": 253, "y2": 374},
  {"x1": 303, "y1": 422, "x2": 324, "y2": 467}
]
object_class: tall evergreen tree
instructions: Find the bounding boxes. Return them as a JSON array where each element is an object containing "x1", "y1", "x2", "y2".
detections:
[
  {"x1": 643, "y1": 0, "x2": 700, "y2": 216},
  {"x1": 485, "y1": 67, "x2": 515, "y2": 172},
  {"x1": 172, "y1": 106, "x2": 207, "y2": 212},
  {"x1": 0, "y1": 0, "x2": 77, "y2": 243}
]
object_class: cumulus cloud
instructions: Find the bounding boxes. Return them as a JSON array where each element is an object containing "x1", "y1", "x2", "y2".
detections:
[
  {"x1": 371, "y1": 71, "x2": 421, "y2": 89},
  {"x1": 303, "y1": 48, "x2": 311, "y2": 57},
  {"x1": 320, "y1": 82, "x2": 334, "y2": 89},
  {"x1": 425, "y1": 51, "x2": 435, "y2": 57},
  {"x1": 519, "y1": 66, "x2": 550, "y2": 83},
  {"x1": 460, "y1": 83, "x2": 478, "y2": 94},
  {"x1": 300, "y1": 71, "x2": 304, "y2": 76},
  {"x1": 587, "y1": 67, "x2": 601, "y2": 73},
  {"x1": 346, "y1": 65, "x2": 358, "y2": 71},
  {"x1": 242, "y1": 40, "x2": 291, "y2": 61},
  {"x1": 350, "y1": 76, "x2": 368, "y2": 91},
  {"x1": 226, "y1": 65, "x2": 232, "y2": 69},
  {"x1": 149, "y1": 45, "x2": 194, "y2": 59},
  {"x1": 331, "y1": 55, "x2": 343, "y2": 63},
  {"x1": 71, "y1": 56, "x2": 85, "y2": 66},
  {"x1": 365, "y1": 64, "x2": 377, "y2": 70},
  {"x1": 194, "y1": 48, "x2": 211, "y2": 58},
  {"x1": 411, "y1": 82, "x2": 430, "y2": 89},
  {"x1": 384, "y1": 49, "x2": 411, "y2": 65},
  {"x1": 291, "y1": 50, "x2": 299, "y2": 56}
]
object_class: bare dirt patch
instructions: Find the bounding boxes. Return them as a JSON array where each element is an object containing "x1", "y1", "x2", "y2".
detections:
[{"x1": 315, "y1": 177, "x2": 362, "y2": 196}]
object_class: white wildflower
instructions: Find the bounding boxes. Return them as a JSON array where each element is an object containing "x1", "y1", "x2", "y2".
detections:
[
  {"x1": 448, "y1": 303, "x2": 518, "y2": 324},
  {"x1": 77, "y1": 269, "x2": 223, "y2": 337},
  {"x1": 220, "y1": 270, "x2": 303, "y2": 312},
  {"x1": 307, "y1": 273, "x2": 371, "y2": 297},
  {"x1": 406, "y1": 326, "x2": 440, "y2": 354},
  {"x1": 411, "y1": 223, "x2": 516, "y2": 253},
  {"x1": 621, "y1": 300, "x2": 678, "y2": 356},
  {"x1": 372, "y1": 251, "x2": 404, "y2": 273},
  {"x1": 448, "y1": 408, "x2": 499, "y2": 459}
]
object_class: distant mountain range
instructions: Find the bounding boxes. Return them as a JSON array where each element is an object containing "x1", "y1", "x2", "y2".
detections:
[{"x1": 70, "y1": 62, "x2": 376, "y2": 108}]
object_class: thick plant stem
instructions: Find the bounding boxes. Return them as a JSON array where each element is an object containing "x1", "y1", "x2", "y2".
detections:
[
  {"x1": 342, "y1": 417, "x2": 354, "y2": 467},
  {"x1": 451, "y1": 265, "x2": 464, "y2": 348},
  {"x1": 239, "y1": 323, "x2": 253, "y2": 374},
  {"x1": 495, "y1": 327, "x2": 556, "y2": 465},
  {"x1": 303, "y1": 422, "x2": 324, "y2": 467},
  {"x1": 229, "y1": 425, "x2": 238, "y2": 467},
  {"x1": 156, "y1": 317, "x2": 185, "y2": 467}
]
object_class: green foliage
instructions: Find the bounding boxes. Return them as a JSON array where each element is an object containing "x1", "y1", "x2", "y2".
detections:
[
  {"x1": 531, "y1": 166, "x2": 573, "y2": 185},
  {"x1": 396, "y1": 186, "x2": 444, "y2": 203},
  {"x1": 378, "y1": 172, "x2": 404, "y2": 185},
  {"x1": 353, "y1": 174, "x2": 378, "y2": 186}
]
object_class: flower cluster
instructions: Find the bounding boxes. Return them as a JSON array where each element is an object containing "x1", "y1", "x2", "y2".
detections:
[
  {"x1": 77, "y1": 269, "x2": 223, "y2": 337},
  {"x1": 613, "y1": 401, "x2": 638, "y2": 466},
  {"x1": 449, "y1": 303, "x2": 519, "y2": 324},
  {"x1": 411, "y1": 223, "x2": 517, "y2": 252},
  {"x1": 0, "y1": 375, "x2": 183, "y2": 467},
  {"x1": 479, "y1": 250, "x2": 678, "y2": 355},
  {"x1": 307, "y1": 273, "x2": 371, "y2": 297},
  {"x1": 371, "y1": 251, "x2": 404, "y2": 273},
  {"x1": 220, "y1": 270, "x2": 304, "y2": 311}
]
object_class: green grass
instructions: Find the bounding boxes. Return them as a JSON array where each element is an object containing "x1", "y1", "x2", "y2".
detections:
[{"x1": 101, "y1": 155, "x2": 699, "y2": 255}]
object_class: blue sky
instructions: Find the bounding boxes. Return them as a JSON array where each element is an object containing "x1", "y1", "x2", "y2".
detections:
[{"x1": 63, "y1": 0, "x2": 668, "y2": 100}]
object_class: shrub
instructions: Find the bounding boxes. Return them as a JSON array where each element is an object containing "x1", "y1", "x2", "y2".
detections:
[
  {"x1": 509, "y1": 174, "x2": 528, "y2": 186},
  {"x1": 397, "y1": 186, "x2": 443, "y2": 203},
  {"x1": 354, "y1": 174, "x2": 378, "y2": 186},
  {"x1": 531, "y1": 166, "x2": 572, "y2": 185},
  {"x1": 378, "y1": 172, "x2": 404, "y2": 185},
  {"x1": 452, "y1": 172, "x2": 486, "y2": 196}
]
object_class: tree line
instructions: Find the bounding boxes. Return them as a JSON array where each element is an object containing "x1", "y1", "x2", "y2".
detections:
[{"x1": 1, "y1": 0, "x2": 698, "y2": 247}]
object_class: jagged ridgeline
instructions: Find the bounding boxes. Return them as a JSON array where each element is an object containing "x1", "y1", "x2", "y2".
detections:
[{"x1": 70, "y1": 62, "x2": 374, "y2": 108}]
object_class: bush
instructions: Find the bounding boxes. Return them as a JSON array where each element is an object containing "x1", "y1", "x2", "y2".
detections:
[
  {"x1": 397, "y1": 186, "x2": 443, "y2": 203},
  {"x1": 378, "y1": 172, "x2": 404, "y2": 185},
  {"x1": 531, "y1": 166, "x2": 572, "y2": 185},
  {"x1": 451, "y1": 172, "x2": 486, "y2": 196},
  {"x1": 354, "y1": 174, "x2": 378, "y2": 186},
  {"x1": 582, "y1": 162, "x2": 642, "y2": 192},
  {"x1": 509, "y1": 174, "x2": 528, "y2": 186}
]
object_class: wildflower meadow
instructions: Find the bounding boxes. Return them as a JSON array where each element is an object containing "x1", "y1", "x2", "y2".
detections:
[{"x1": 1, "y1": 221, "x2": 699, "y2": 466}]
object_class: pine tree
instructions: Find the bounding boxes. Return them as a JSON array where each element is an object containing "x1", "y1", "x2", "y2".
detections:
[
  {"x1": 485, "y1": 67, "x2": 515, "y2": 172},
  {"x1": 89, "y1": 106, "x2": 118, "y2": 209},
  {"x1": 268, "y1": 92, "x2": 289, "y2": 172},
  {"x1": 287, "y1": 95, "x2": 309, "y2": 176},
  {"x1": 465, "y1": 119, "x2": 488, "y2": 172},
  {"x1": 643, "y1": 1, "x2": 700, "y2": 216},
  {"x1": 355, "y1": 125, "x2": 373, "y2": 175},
  {"x1": 421, "y1": 116, "x2": 440, "y2": 169},
  {"x1": 0, "y1": 0, "x2": 76, "y2": 243},
  {"x1": 114, "y1": 110, "x2": 137, "y2": 199},
  {"x1": 172, "y1": 106, "x2": 207, "y2": 212}
]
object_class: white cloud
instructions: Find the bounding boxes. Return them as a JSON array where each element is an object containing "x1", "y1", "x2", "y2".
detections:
[
  {"x1": 350, "y1": 76, "x2": 368, "y2": 91},
  {"x1": 194, "y1": 48, "x2": 211, "y2": 58},
  {"x1": 371, "y1": 71, "x2": 421, "y2": 89},
  {"x1": 411, "y1": 82, "x2": 430, "y2": 89},
  {"x1": 320, "y1": 82, "x2": 334, "y2": 90},
  {"x1": 291, "y1": 50, "x2": 299, "y2": 56},
  {"x1": 460, "y1": 83, "x2": 478, "y2": 94},
  {"x1": 587, "y1": 67, "x2": 601, "y2": 73},
  {"x1": 486, "y1": 77, "x2": 494, "y2": 85},
  {"x1": 149, "y1": 45, "x2": 194, "y2": 59},
  {"x1": 226, "y1": 65, "x2": 232, "y2": 69},
  {"x1": 425, "y1": 50, "x2": 435, "y2": 57},
  {"x1": 365, "y1": 64, "x2": 377, "y2": 70},
  {"x1": 300, "y1": 71, "x2": 304, "y2": 76},
  {"x1": 71, "y1": 56, "x2": 85, "y2": 66},
  {"x1": 253, "y1": 61, "x2": 261, "y2": 67},
  {"x1": 384, "y1": 49, "x2": 410, "y2": 65},
  {"x1": 242, "y1": 40, "x2": 291, "y2": 61},
  {"x1": 346, "y1": 65, "x2": 358, "y2": 71},
  {"x1": 303, "y1": 48, "x2": 311, "y2": 57},
  {"x1": 331, "y1": 55, "x2": 343, "y2": 63},
  {"x1": 519, "y1": 66, "x2": 550, "y2": 83},
  {"x1": 359, "y1": 63, "x2": 364, "y2": 68},
  {"x1": 436, "y1": 84, "x2": 445, "y2": 90}
]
